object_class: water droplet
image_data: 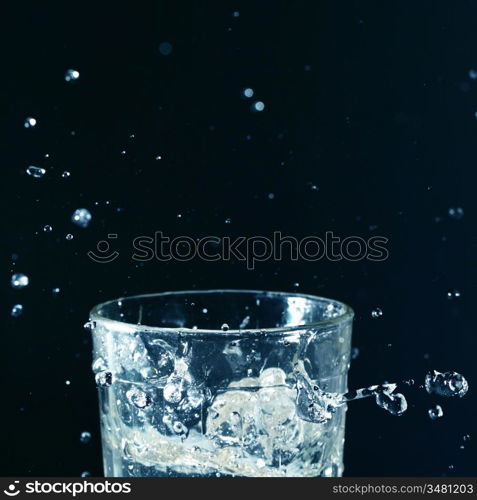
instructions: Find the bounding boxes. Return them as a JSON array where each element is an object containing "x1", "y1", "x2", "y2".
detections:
[
  {"x1": 463, "y1": 434, "x2": 471, "y2": 442},
  {"x1": 65, "y1": 69, "x2": 80, "y2": 82},
  {"x1": 448, "y1": 207, "x2": 464, "y2": 220},
  {"x1": 268, "y1": 192, "x2": 275, "y2": 199},
  {"x1": 375, "y1": 392, "x2": 407, "y2": 416},
  {"x1": 304, "y1": 64, "x2": 312, "y2": 71},
  {"x1": 24, "y1": 117, "x2": 37, "y2": 128},
  {"x1": 221, "y1": 323, "x2": 230, "y2": 331},
  {"x1": 155, "y1": 155, "x2": 162, "y2": 160},
  {"x1": 232, "y1": 11, "x2": 240, "y2": 17},
  {"x1": 159, "y1": 42, "x2": 173, "y2": 56},
  {"x1": 448, "y1": 464, "x2": 454, "y2": 470},
  {"x1": 71, "y1": 208, "x2": 92, "y2": 228},
  {"x1": 425, "y1": 370, "x2": 469, "y2": 398},
  {"x1": 242, "y1": 88, "x2": 254, "y2": 98},
  {"x1": 11, "y1": 273, "x2": 29, "y2": 289},
  {"x1": 65, "y1": 234, "x2": 74, "y2": 240},
  {"x1": 126, "y1": 388, "x2": 152, "y2": 409},
  {"x1": 202, "y1": 308, "x2": 208, "y2": 314},
  {"x1": 52, "y1": 287, "x2": 60, "y2": 295},
  {"x1": 351, "y1": 347, "x2": 360, "y2": 360},
  {"x1": 65, "y1": 380, "x2": 71, "y2": 386},
  {"x1": 83, "y1": 320, "x2": 96, "y2": 331},
  {"x1": 469, "y1": 69, "x2": 477, "y2": 79},
  {"x1": 371, "y1": 308, "x2": 383, "y2": 319},
  {"x1": 253, "y1": 101, "x2": 265, "y2": 112},
  {"x1": 26, "y1": 166, "x2": 46, "y2": 178},
  {"x1": 446, "y1": 289, "x2": 461, "y2": 300},
  {"x1": 428, "y1": 405, "x2": 444, "y2": 420},
  {"x1": 225, "y1": 217, "x2": 232, "y2": 224},
  {"x1": 80, "y1": 431, "x2": 91, "y2": 444},
  {"x1": 11, "y1": 304, "x2": 23, "y2": 317},
  {"x1": 309, "y1": 183, "x2": 319, "y2": 191},
  {"x1": 95, "y1": 371, "x2": 113, "y2": 387},
  {"x1": 43, "y1": 225, "x2": 53, "y2": 233},
  {"x1": 80, "y1": 471, "x2": 90, "y2": 478},
  {"x1": 61, "y1": 171, "x2": 71, "y2": 179}
]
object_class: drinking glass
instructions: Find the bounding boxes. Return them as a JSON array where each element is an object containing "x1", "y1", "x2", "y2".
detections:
[{"x1": 88, "y1": 290, "x2": 353, "y2": 477}]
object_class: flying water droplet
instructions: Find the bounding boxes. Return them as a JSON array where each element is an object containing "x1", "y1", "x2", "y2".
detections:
[
  {"x1": 221, "y1": 323, "x2": 230, "y2": 331},
  {"x1": 448, "y1": 207, "x2": 464, "y2": 220},
  {"x1": 24, "y1": 117, "x2": 37, "y2": 128},
  {"x1": 52, "y1": 287, "x2": 60, "y2": 295},
  {"x1": 159, "y1": 42, "x2": 173, "y2": 56},
  {"x1": 126, "y1": 388, "x2": 153, "y2": 409},
  {"x1": 26, "y1": 166, "x2": 46, "y2": 178},
  {"x1": 65, "y1": 234, "x2": 74, "y2": 240},
  {"x1": 446, "y1": 289, "x2": 461, "y2": 300},
  {"x1": 375, "y1": 391, "x2": 408, "y2": 416},
  {"x1": 80, "y1": 431, "x2": 91, "y2": 444},
  {"x1": 469, "y1": 69, "x2": 477, "y2": 80},
  {"x1": 65, "y1": 69, "x2": 80, "y2": 82},
  {"x1": 225, "y1": 217, "x2": 232, "y2": 224},
  {"x1": 83, "y1": 320, "x2": 96, "y2": 331},
  {"x1": 11, "y1": 273, "x2": 29, "y2": 289},
  {"x1": 242, "y1": 88, "x2": 254, "y2": 98},
  {"x1": 43, "y1": 225, "x2": 53, "y2": 233},
  {"x1": 80, "y1": 471, "x2": 90, "y2": 478},
  {"x1": 425, "y1": 370, "x2": 468, "y2": 398},
  {"x1": 61, "y1": 171, "x2": 71, "y2": 179},
  {"x1": 371, "y1": 308, "x2": 383, "y2": 318},
  {"x1": 95, "y1": 371, "x2": 113, "y2": 387},
  {"x1": 351, "y1": 347, "x2": 360, "y2": 360},
  {"x1": 428, "y1": 405, "x2": 444, "y2": 420},
  {"x1": 11, "y1": 304, "x2": 23, "y2": 317},
  {"x1": 71, "y1": 208, "x2": 92, "y2": 228},
  {"x1": 252, "y1": 101, "x2": 265, "y2": 112}
]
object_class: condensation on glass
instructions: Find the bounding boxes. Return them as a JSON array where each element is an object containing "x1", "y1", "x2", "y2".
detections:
[{"x1": 89, "y1": 290, "x2": 353, "y2": 477}]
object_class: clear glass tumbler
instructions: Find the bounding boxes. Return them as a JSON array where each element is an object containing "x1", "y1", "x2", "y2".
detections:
[{"x1": 88, "y1": 290, "x2": 353, "y2": 477}]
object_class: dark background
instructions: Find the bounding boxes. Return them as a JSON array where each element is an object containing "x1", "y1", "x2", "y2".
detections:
[{"x1": 1, "y1": 0, "x2": 476, "y2": 477}]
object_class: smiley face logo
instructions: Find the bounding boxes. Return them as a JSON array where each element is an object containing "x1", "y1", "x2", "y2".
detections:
[{"x1": 3, "y1": 481, "x2": 20, "y2": 497}]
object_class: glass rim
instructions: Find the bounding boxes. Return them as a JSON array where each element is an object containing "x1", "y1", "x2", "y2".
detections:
[{"x1": 89, "y1": 289, "x2": 354, "y2": 337}]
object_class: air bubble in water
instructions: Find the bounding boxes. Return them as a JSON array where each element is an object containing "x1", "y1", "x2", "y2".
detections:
[
  {"x1": 371, "y1": 308, "x2": 383, "y2": 318},
  {"x1": 375, "y1": 391, "x2": 407, "y2": 416},
  {"x1": 26, "y1": 166, "x2": 46, "y2": 178},
  {"x1": 80, "y1": 431, "x2": 91, "y2": 444},
  {"x1": 43, "y1": 225, "x2": 53, "y2": 233},
  {"x1": 11, "y1": 273, "x2": 29, "y2": 289},
  {"x1": 24, "y1": 117, "x2": 37, "y2": 128},
  {"x1": 126, "y1": 388, "x2": 152, "y2": 409},
  {"x1": 243, "y1": 88, "x2": 254, "y2": 98},
  {"x1": 95, "y1": 370, "x2": 113, "y2": 387},
  {"x1": 71, "y1": 208, "x2": 92, "y2": 228},
  {"x1": 11, "y1": 304, "x2": 23, "y2": 317},
  {"x1": 65, "y1": 69, "x2": 80, "y2": 82},
  {"x1": 221, "y1": 323, "x2": 230, "y2": 331},
  {"x1": 425, "y1": 370, "x2": 468, "y2": 398},
  {"x1": 428, "y1": 405, "x2": 444, "y2": 420},
  {"x1": 448, "y1": 207, "x2": 464, "y2": 220}
]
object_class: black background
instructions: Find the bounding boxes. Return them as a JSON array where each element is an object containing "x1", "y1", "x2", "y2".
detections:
[{"x1": 1, "y1": 0, "x2": 476, "y2": 477}]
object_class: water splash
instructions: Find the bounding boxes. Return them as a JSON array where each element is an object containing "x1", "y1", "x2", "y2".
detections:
[{"x1": 95, "y1": 370, "x2": 113, "y2": 387}]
